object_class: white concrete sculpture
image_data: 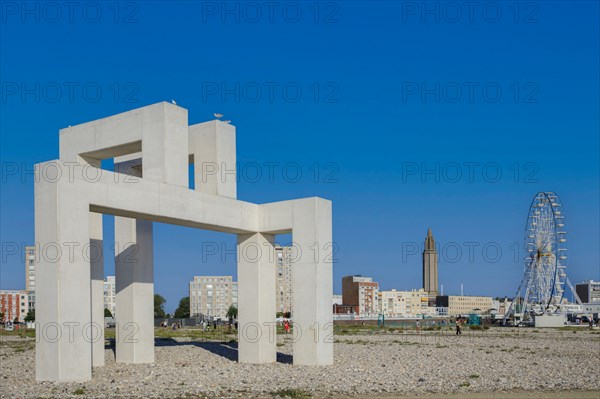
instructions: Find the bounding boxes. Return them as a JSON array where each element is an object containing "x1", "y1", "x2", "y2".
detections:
[{"x1": 34, "y1": 102, "x2": 333, "y2": 381}]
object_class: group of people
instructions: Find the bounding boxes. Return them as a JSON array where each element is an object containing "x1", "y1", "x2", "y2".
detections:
[{"x1": 159, "y1": 320, "x2": 182, "y2": 330}]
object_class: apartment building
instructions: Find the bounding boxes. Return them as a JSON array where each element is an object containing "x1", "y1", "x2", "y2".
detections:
[
  {"x1": 0, "y1": 290, "x2": 30, "y2": 323},
  {"x1": 275, "y1": 245, "x2": 293, "y2": 314},
  {"x1": 103, "y1": 276, "x2": 116, "y2": 317},
  {"x1": 379, "y1": 288, "x2": 429, "y2": 318},
  {"x1": 576, "y1": 280, "x2": 600, "y2": 303},
  {"x1": 342, "y1": 275, "x2": 379, "y2": 316},
  {"x1": 24, "y1": 246, "x2": 36, "y2": 292},
  {"x1": 189, "y1": 276, "x2": 238, "y2": 319},
  {"x1": 436, "y1": 295, "x2": 493, "y2": 316}
]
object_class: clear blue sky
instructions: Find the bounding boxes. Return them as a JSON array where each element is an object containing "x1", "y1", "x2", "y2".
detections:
[{"x1": 1, "y1": 1, "x2": 598, "y2": 313}]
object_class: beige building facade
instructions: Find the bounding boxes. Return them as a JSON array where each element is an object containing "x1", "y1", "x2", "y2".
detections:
[
  {"x1": 25, "y1": 246, "x2": 36, "y2": 292},
  {"x1": 379, "y1": 288, "x2": 429, "y2": 317},
  {"x1": 275, "y1": 245, "x2": 293, "y2": 315},
  {"x1": 437, "y1": 295, "x2": 493, "y2": 316},
  {"x1": 103, "y1": 276, "x2": 116, "y2": 317},
  {"x1": 189, "y1": 276, "x2": 238, "y2": 319}
]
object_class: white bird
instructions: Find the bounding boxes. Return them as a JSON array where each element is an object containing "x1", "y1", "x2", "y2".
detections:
[
  {"x1": 214, "y1": 113, "x2": 223, "y2": 120},
  {"x1": 171, "y1": 99, "x2": 177, "y2": 105},
  {"x1": 222, "y1": 120, "x2": 231, "y2": 124}
]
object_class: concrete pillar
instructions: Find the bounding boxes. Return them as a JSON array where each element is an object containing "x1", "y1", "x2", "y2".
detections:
[
  {"x1": 113, "y1": 156, "x2": 154, "y2": 364},
  {"x1": 115, "y1": 217, "x2": 154, "y2": 364},
  {"x1": 90, "y1": 211, "x2": 105, "y2": 367},
  {"x1": 35, "y1": 163, "x2": 92, "y2": 381},
  {"x1": 237, "y1": 233, "x2": 276, "y2": 363},
  {"x1": 189, "y1": 120, "x2": 237, "y2": 198},
  {"x1": 292, "y1": 198, "x2": 333, "y2": 365}
]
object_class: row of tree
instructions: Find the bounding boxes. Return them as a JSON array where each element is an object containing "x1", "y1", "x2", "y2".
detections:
[
  {"x1": 0, "y1": 309, "x2": 34, "y2": 323},
  {"x1": 155, "y1": 294, "x2": 190, "y2": 319},
  {"x1": 101, "y1": 294, "x2": 239, "y2": 321}
]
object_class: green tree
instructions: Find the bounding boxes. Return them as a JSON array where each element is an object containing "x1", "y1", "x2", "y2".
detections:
[
  {"x1": 24, "y1": 309, "x2": 35, "y2": 322},
  {"x1": 104, "y1": 308, "x2": 113, "y2": 318},
  {"x1": 154, "y1": 294, "x2": 166, "y2": 318},
  {"x1": 226, "y1": 305, "x2": 238, "y2": 319},
  {"x1": 174, "y1": 297, "x2": 190, "y2": 319}
]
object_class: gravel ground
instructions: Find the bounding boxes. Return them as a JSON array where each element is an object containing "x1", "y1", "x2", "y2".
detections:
[{"x1": 1, "y1": 328, "x2": 599, "y2": 398}]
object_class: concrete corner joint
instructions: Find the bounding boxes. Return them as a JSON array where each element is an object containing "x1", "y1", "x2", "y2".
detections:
[{"x1": 35, "y1": 102, "x2": 333, "y2": 382}]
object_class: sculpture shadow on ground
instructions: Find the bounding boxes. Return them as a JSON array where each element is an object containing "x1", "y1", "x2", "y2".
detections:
[
  {"x1": 105, "y1": 337, "x2": 292, "y2": 364},
  {"x1": 154, "y1": 338, "x2": 293, "y2": 364}
]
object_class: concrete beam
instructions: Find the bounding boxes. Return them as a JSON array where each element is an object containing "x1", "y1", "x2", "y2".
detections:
[{"x1": 59, "y1": 102, "x2": 188, "y2": 187}]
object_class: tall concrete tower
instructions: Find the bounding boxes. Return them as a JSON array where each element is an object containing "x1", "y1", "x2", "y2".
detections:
[{"x1": 422, "y1": 228, "x2": 438, "y2": 297}]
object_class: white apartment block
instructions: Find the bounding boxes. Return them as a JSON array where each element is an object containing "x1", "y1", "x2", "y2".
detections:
[
  {"x1": 103, "y1": 276, "x2": 116, "y2": 317},
  {"x1": 25, "y1": 245, "x2": 36, "y2": 292},
  {"x1": 276, "y1": 245, "x2": 293, "y2": 314},
  {"x1": 190, "y1": 276, "x2": 238, "y2": 319},
  {"x1": 379, "y1": 288, "x2": 429, "y2": 318}
]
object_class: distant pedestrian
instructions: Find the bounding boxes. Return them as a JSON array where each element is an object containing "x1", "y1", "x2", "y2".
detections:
[
  {"x1": 415, "y1": 320, "x2": 420, "y2": 333},
  {"x1": 456, "y1": 319, "x2": 462, "y2": 336},
  {"x1": 213, "y1": 320, "x2": 217, "y2": 330},
  {"x1": 284, "y1": 320, "x2": 290, "y2": 334}
]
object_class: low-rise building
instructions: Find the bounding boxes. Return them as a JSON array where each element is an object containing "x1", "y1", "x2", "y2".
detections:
[
  {"x1": 0, "y1": 290, "x2": 30, "y2": 323},
  {"x1": 436, "y1": 295, "x2": 493, "y2": 316},
  {"x1": 332, "y1": 294, "x2": 343, "y2": 306}
]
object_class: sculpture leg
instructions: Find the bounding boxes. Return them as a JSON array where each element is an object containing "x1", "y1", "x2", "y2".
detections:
[{"x1": 237, "y1": 233, "x2": 277, "y2": 363}]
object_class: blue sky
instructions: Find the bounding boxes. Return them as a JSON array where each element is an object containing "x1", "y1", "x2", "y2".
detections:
[{"x1": 1, "y1": 1, "x2": 598, "y2": 312}]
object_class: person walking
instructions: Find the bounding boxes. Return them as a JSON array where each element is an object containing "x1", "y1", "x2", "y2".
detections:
[
  {"x1": 455, "y1": 318, "x2": 462, "y2": 336},
  {"x1": 284, "y1": 319, "x2": 290, "y2": 334}
]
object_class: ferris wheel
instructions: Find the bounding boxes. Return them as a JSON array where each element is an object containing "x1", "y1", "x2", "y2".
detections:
[{"x1": 504, "y1": 192, "x2": 579, "y2": 323}]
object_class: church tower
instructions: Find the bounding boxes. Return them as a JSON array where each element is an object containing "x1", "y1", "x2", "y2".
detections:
[{"x1": 422, "y1": 228, "x2": 438, "y2": 297}]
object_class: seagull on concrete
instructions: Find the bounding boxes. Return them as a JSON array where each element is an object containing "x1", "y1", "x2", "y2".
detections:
[{"x1": 171, "y1": 99, "x2": 177, "y2": 105}]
